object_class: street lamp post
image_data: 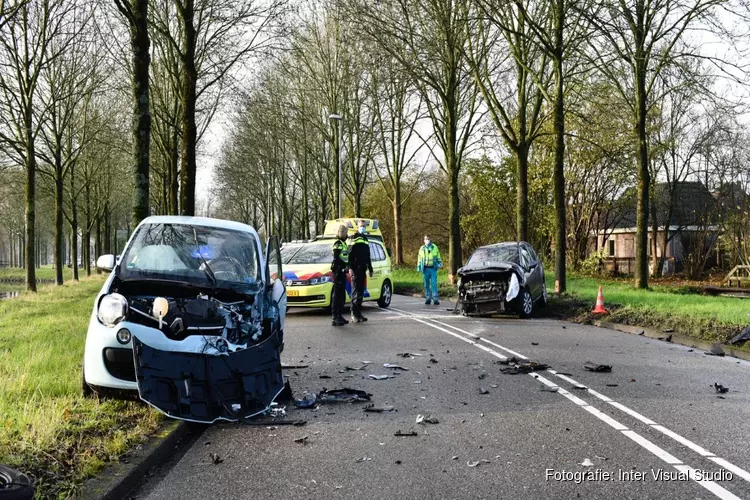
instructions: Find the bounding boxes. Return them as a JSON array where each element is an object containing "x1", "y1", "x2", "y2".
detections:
[{"x1": 328, "y1": 113, "x2": 343, "y2": 218}]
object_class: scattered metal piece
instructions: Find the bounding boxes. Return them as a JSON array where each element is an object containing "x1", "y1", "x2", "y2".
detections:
[
  {"x1": 319, "y1": 375, "x2": 332, "y2": 379},
  {"x1": 397, "y1": 352, "x2": 423, "y2": 358},
  {"x1": 571, "y1": 386, "x2": 588, "y2": 391},
  {"x1": 490, "y1": 384, "x2": 498, "y2": 388},
  {"x1": 294, "y1": 436, "x2": 309, "y2": 444},
  {"x1": 606, "y1": 384, "x2": 618, "y2": 387},
  {"x1": 368, "y1": 374, "x2": 391, "y2": 380},
  {"x1": 363, "y1": 404, "x2": 395, "y2": 412},
  {"x1": 317, "y1": 388, "x2": 372, "y2": 403},
  {"x1": 579, "y1": 458, "x2": 594, "y2": 467},
  {"x1": 452, "y1": 456, "x2": 459, "y2": 460},
  {"x1": 394, "y1": 430, "x2": 418, "y2": 437},
  {"x1": 584, "y1": 362, "x2": 612, "y2": 372},
  {"x1": 383, "y1": 363, "x2": 409, "y2": 370},
  {"x1": 467, "y1": 459, "x2": 490, "y2": 467},
  {"x1": 209, "y1": 452, "x2": 223, "y2": 464},
  {"x1": 478, "y1": 372, "x2": 488, "y2": 379},
  {"x1": 429, "y1": 358, "x2": 438, "y2": 364},
  {"x1": 531, "y1": 342, "x2": 539, "y2": 346},
  {"x1": 714, "y1": 383, "x2": 729, "y2": 394},
  {"x1": 355, "y1": 457, "x2": 372, "y2": 463},
  {"x1": 479, "y1": 387, "x2": 489, "y2": 395}
]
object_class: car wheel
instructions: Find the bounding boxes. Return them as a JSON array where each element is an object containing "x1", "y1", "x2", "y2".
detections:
[
  {"x1": 377, "y1": 280, "x2": 392, "y2": 308},
  {"x1": 537, "y1": 282, "x2": 548, "y2": 308},
  {"x1": 0, "y1": 465, "x2": 35, "y2": 500},
  {"x1": 81, "y1": 362, "x2": 95, "y2": 398},
  {"x1": 515, "y1": 287, "x2": 533, "y2": 319}
]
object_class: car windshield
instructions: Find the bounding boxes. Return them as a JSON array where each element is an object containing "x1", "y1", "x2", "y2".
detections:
[
  {"x1": 280, "y1": 245, "x2": 302, "y2": 264},
  {"x1": 119, "y1": 223, "x2": 261, "y2": 289},
  {"x1": 287, "y1": 244, "x2": 331, "y2": 265},
  {"x1": 467, "y1": 244, "x2": 519, "y2": 266}
]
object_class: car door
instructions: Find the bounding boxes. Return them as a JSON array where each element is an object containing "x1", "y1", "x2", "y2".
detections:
[
  {"x1": 518, "y1": 244, "x2": 537, "y2": 298},
  {"x1": 367, "y1": 241, "x2": 386, "y2": 300},
  {"x1": 265, "y1": 236, "x2": 287, "y2": 330},
  {"x1": 521, "y1": 243, "x2": 543, "y2": 299}
]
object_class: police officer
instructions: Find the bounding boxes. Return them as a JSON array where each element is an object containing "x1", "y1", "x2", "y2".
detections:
[
  {"x1": 330, "y1": 224, "x2": 350, "y2": 326},
  {"x1": 417, "y1": 235, "x2": 442, "y2": 305},
  {"x1": 348, "y1": 220, "x2": 373, "y2": 323}
]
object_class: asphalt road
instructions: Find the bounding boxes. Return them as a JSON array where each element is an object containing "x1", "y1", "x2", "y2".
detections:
[{"x1": 132, "y1": 295, "x2": 750, "y2": 500}]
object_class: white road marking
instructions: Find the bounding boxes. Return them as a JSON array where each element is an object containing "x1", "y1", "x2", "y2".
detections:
[{"x1": 389, "y1": 308, "x2": 746, "y2": 499}]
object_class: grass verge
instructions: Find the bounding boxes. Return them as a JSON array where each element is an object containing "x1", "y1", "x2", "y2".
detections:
[
  {"x1": 0, "y1": 265, "x2": 82, "y2": 283},
  {"x1": 546, "y1": 275, "x2": 750, "y2": 345},
  {"x1": 392, "y1": 267, "x2": 455, "y2": 300},
  {"x1": 0, "y1": 277, "x2": 162, "y2": 498}
]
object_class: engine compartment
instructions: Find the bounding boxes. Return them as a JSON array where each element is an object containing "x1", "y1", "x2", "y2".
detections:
[{"x1": 458, "y1": 269, "x2": 516, "y2": 316}]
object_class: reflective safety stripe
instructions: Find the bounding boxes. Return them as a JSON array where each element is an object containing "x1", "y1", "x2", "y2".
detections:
[{"x1": 352, "y1": 236, "x2": 367, "y2": 246}]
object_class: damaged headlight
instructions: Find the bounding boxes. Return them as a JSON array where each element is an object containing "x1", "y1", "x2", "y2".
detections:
[{"x1": 98, "y1": 293, "x2": 128, "y2": 327}]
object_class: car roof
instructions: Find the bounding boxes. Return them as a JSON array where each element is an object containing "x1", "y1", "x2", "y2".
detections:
[{"x1": 139, "y1": 216, "x2": 258, "y2": 234}]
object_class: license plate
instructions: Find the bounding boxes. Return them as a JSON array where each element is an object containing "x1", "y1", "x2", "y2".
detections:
[{"x1": 288, "y1": 290, "x2": 299, "y2": 297}]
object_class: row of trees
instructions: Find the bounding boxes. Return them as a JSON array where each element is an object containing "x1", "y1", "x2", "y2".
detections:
[
  {"x1": 214, "y1": 0, "x2": 749, "y2": 287},
  {"x1": 0, "y1": 0, "x2": 285, "y2": 290}
]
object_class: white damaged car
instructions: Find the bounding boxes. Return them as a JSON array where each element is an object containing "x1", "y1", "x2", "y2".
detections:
[{"x1": 82, "y1": 216, "x2": 287, "y2": 423}]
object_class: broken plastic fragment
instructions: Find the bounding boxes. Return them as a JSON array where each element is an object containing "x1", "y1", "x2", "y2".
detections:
[
  {"x1": 383, "y1": 363, "x2": 409, "y2": 371},
  {"x1": 479, "y1": 387, "x2": 489, "y2": 395},
  {"x1": 294, "y1": 392, "x2": 318, "y2": 409},
  {"x1": 579, "y1": 458, "x2": 594, "y2": 467},
  {"x1": 363, "y1": 404, "x2": 395, "y2": 412},
  {"x1": 584, "y1": 362, "x2": 612, "y2": 372},
  {"x1": 540, "y1": 386, "x2": 559, "y2": 393},
  {"x1": 317, "y1": 388, "x2": 372, "y2": 403},
  {"x1": 368, "y1": 374, "x2": 391, "y2": 380},
  {"x1": 394, "y1": 430, "x2": 418, "y2": 437},
  {"x1": 355, "y1": 457, "x2": 372, "y2": 463},
  {"x1": 467, "y1": 459, "x2": 490, "y2": 468},
  {"x1": 209, "y1": 452, "x2": 223, "y2": 465},
  {"x1": 294, "y1": 435, "x2": 309, "y2": 444},
  {"x1": 416, "y1": 414, "x2": 439, "y2": 425},
  {"x1": 714, "y1": 383, "x2": 729, "y2": 394}
]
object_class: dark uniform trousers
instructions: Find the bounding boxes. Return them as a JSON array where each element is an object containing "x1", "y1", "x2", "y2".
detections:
[
  {"x1": 350, "y1": 269, "x2": 366, "y2": 318},
  {"x1": 331, "y1": 270, "x2": 347, "y2": 319}
]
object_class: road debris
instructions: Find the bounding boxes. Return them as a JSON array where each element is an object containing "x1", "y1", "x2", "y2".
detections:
[
  {"x1": 584, "y1": 362, "x2": 612, "y2": 372},
  {"x1": 467, "y1": 459, "x2": 490, "y2": 467},
  {"x1": 355, "y1": 457, "x2": 372, "y2": 463},
  {"x1": 319, "y1": 375, "x2": 332, "y2": 379},
  {"x1": 540, "y1": 386, "x2": 559, "y2": 393},
  {"x1": 394, "y1": 430, "x2": 418, "y2": 437},
  {"x1": 531, "y1": 342, "x2": 539, "y2": 346},
  {"x1": 659, "y1": 334, "x2": 673, "y2": 343},
  {"x1": 452, "y1": 456, "x2": 459, "y2": 460},
  {"x1": 705, "y1": 343, "x2": 726, "y2": 357},
  {"x1": 571, "y1": 386, "x2": 588, "y2": 391},
  {"x1": 242, "y1": 419, "x2": 307, "y2": 426},
  {"x1": 363, "y1": 404, "x2": 395, "y2": 412},
  {"x1": 416, "y1": 414, "x2": 439, "y2": 424},
  {"x1": 345, "y1": 365, "x2": 365, "y2": 371},
  {"x1": 209, "y1": 452, "x2": 223, "y2": 465},
  {"x1": 714, "y1": 383, "x2": 729, "y2": 394},
  {"x1": 294, "y1": 436, "x2": 309, "y2": 444},
  {"x1": 606, "y1": 384, "x2": 619, "y2": 387},
  {"x1": 317, "y1": 388, "x2": 372, "y2": 403},
  {"x1": 479, "y1": 387, "x2": 489, "y2": 395},
  {"x1": 294, "y1": 392, "x2": 318, "y2": 409},
  {"x1": 579, "y1": 458, "x2": 594, "y2": 467},
  {"x1": 490, "y1": 384, "x2": 498, "y2": 388},
  {"x1": 383, "y1": 363, "x2": 409, "y2": 371},
  {"x1": 275, "y1": 380, "x2": 294, "y2": 402},
  {"x1": 499, "y1": 357, "x2": 549, "y2": 374},
  {"x1": 368, "y1": 374, "x2": 391, "y2": 380},
  {"x1": 478, "y1": 372, "x2": 488, "y2": 379},
  {"x1": 730, "y1": 326, "x2": 750, "y2": 345},
  {"x1": 269, "y1": 403, "x2": 286, "y2": 418},
  {"x1": 397, "y1": 352, "x2": 423, "y2": 358},
  {"x1": 281, "y1": 363, "x2": 309, "y2": 369},
  {"x1": 429, "y1": 358, "x2": 439, "y2": 364}
]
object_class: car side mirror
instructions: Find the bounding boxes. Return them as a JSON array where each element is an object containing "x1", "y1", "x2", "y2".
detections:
[{"x1": 96, "y1": 254, "x2": 115, "y2": 272}]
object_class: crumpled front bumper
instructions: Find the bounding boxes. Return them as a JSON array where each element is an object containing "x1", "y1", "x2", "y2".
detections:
[{"x1": 132, "y1": 329, "x2": 284, "y2": 423}]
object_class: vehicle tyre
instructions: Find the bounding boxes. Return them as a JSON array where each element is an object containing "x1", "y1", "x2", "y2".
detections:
[
  {"x1": 515, "y1": 287, "x2": 533, "y2": 319},
  {"x1": 537, "y1": 282, "x2": 548, "y2": 308},
  {"x1": 81, "y1": 362, "x2": 95, "y2": 399},
  {"x1": 377, "y1": 280, "x2": 392, "y2": 308},
  {"x1": 0, "y1": 465, "x2": 35, "y2": 500}
]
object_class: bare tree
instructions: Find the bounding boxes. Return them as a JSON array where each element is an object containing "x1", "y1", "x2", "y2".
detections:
[
  {"x1": 350, "y1": 0, "x2": 481, "y2": 278},
  {"x1": 114, "y1": 0, "x2": 152, "y2": 226},
  {"x1": 0, "y1": 0, "x2": 80, "y2": 291}
]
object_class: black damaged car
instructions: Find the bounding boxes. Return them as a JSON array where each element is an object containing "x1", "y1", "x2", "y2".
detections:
[{"x1": 457, "y1": 241, "x2": 547, "y2": 318}]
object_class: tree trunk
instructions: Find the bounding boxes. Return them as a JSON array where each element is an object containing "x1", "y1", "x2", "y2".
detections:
[
  {"x1": 169, "y1": 129, "x2": 179, "y2": 214},
  {"x1": 71, "y1": 221, "x2": 79, "y2": 281},
  {"x1": 516, "y1": 144, "x2": 529, "y2": 242},
  {"x1": 54, "y1": 174, "x2": 64, "y2": 285},
  {"x1": 127, "y1": 0, "x2": 152, "y2": 226},
  {"x1": 552, "y1": 25, "x2": 566, "y2": 293},
  {"x1": 24, "y1": 103, "x2": 37, "y2": 291},
  {"x1": 178, "y1": 0, "x2": 197, "y2": 216},
  {"x1": 650, "y1": 190, "x2": 659, "y2": 277},
  {"x1": 634, "y1": 63, "x2": 649, "y2": 289},
  {"x1": 393, "y1": 182, "x2": 403, "y2": 265}
]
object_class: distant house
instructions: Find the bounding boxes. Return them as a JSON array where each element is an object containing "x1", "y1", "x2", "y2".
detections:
[{"x1": 593, "y1": 182, "x2": 720, "y2": 275}]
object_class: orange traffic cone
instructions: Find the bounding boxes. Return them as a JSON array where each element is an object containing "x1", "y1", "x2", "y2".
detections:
[{"x1": 592, "y1": 286, "x2": 608, "y2": 314}]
